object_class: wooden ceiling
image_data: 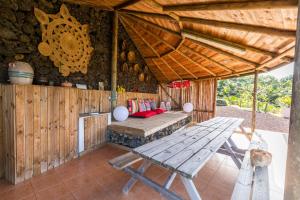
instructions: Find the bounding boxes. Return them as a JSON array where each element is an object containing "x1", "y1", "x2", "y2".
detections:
[{"x1": 65, "y1": 0, "x2": 297, "y2": 82}]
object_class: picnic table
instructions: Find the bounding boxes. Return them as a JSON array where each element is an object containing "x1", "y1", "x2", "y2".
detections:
[{"x1": 110, "y1": 117, "x2": 244, "y2": 200}]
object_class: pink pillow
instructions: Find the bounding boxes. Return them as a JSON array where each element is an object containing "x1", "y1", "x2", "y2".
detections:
[
  {"x1": 154, "y1": 108, "x2": 166, "y2": 114},
  {"x1": 130, "y1": 111, "x2": 157, "y2": 118}
]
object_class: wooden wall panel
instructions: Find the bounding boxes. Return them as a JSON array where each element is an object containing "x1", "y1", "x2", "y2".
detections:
[
  {"x1": 0, "y1": 84, "x2": 158, "y2": 183},
  {"x1": 159, "y1": 79, "x2": 217, "y2": 123},
  {"x1": 191, "y1": 79, "x2": 217, "y2": 123}
]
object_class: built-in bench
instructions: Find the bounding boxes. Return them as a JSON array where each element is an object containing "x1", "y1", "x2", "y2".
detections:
[
  {"x1": 231, "y1": 131, "x2": 288, "y2": 200},
  {"x1": 107, "y1": 112, "x2": 192, "y2": 148}
]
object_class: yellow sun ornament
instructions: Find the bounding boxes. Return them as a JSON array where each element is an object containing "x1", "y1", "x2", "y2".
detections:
[{"x1": 34, "y1": 4, "x2": 93, "y2": 76}]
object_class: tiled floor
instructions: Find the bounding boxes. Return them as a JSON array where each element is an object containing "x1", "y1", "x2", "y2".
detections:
[{"x1": 0, "y1": 144, "x2": 241, "y2": 200}]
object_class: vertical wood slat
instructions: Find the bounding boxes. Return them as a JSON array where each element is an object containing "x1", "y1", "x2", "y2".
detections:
[
  {"x1": 25, "y1": 86, "x2": 34, "y2": 180},
  {"x1": 33, "y1": 86, "x2": 41, "y2": 176},
  {"x1": 40, "y1": 86, "x2": 48, "y2": 173},
  {"x1": 0, "y1": 85, "x2": 3, "y2": 178},
  {"x1": 15, "y1": 85, "x2": 25, "y2": 183}
]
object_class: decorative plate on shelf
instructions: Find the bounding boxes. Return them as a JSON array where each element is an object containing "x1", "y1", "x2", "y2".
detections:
[{"x1": 127, "y1": 51, "x2": 135, "y2": 63}]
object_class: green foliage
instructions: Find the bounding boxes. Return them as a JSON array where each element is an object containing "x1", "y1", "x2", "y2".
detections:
[{"x1": 217, "y1": 74, "x2": 293, "y2": 114}]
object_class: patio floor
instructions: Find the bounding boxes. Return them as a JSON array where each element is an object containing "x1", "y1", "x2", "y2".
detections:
[{"x1": 0, "y1": 140, "x2": 246, "y2": 200}]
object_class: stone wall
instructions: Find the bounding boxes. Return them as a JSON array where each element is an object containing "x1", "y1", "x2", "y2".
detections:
[{"x1": 0, "y1": 0, "x2": 158, "y2": 92}]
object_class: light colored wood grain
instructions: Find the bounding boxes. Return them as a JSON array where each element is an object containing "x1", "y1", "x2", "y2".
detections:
[{"x1": 33, "y1": 86, "x2": 41, "y2": 176}]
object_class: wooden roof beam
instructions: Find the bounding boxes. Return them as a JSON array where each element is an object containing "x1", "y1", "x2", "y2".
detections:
[
  {"x1": 167, "y1": 54, "x2": 198, "y2": 79},
  {"x1": 120, "y1": 16, "x2": 160, "y2": 58},
  {"x1": 160, "y1": 57, "x2": 183, "y2": 80},
  {"x1": 175, "y1": 50, "x2": 216, "y2": 76},
  {"x1": 124, "y1": 15, "x2": 176, "y2": 50},
  {"x1": 114, "y1": 0, "x2": 141, "y2": 10},
  {"x1": 120, "y1": 10, "x2": 176, "y2": 21},
  {"x1": 121, "y1": 13, "x2": 182, "y2": 38},
  {"x1": 180, "y1": 17, "x2": 296, "y2": 38},
  {"x1": 180, "y1": 44, "x2": 233, "y2": 73},
  {"x1": 163, "y1": 0, "x2": 297, "y2": 12},
  {"x1": 152, "y1": 59, "x2": 170, "y2": 81},
  {"x1": 182, "y1": 29, "x2": 275, "y2": 57},
  {"x1": 257, "y1": 46, "x2": 295, "y2": 70},
  {"x1": 184, "y1": 38, "x2": 258, "y2": 67}
]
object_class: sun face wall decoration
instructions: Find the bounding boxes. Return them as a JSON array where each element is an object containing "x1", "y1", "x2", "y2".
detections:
[{"x1": 34, "y1": 4, "x2": 93, "y2": 76}]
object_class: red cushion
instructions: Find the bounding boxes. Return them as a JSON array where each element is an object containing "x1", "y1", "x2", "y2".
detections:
[
  {"x1": 130, "y1": 111, "x2": 157, "y2": 118},
  {"x1": 154, "y1": 108, "x2": 166, "y2": 114}
]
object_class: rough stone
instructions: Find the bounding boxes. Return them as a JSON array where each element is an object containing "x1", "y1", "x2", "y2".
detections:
[
  {"x1": 0, "y1": 0, "x2": 158, "y2": 93},
  {"x1": 0, "y1": 8, "x2": 17, "y2": 23},
  {"x1": 0, "y1": 27, "x2": 17, "y2": 40}
]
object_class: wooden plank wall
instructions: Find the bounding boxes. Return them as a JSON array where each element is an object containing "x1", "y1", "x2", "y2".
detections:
[
  {"x1": 159, "y1": 84, "x2": 192, "y2": 109},
  {"x1": 191, "y1": 79, "x2": 217, "y2": 123},
  {"x1": 0, "y1": 84, "x2": 158, "y2": 183},
  {"x1": 159, "y1": 79, "x2": 217, "y2": 123},
  {"x1": 117, "y1": 92, "x2": 159, "y2": 107}
]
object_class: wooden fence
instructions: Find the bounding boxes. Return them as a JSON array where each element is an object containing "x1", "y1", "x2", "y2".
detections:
[
  {"x1": 159, "y1": 79, "x2": 217, "y2": 123},
  {"x1": 0, "y1": 84, "x2": 158, "y2": 183}
]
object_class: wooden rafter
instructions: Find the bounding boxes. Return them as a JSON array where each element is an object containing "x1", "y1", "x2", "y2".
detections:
[
  {"x1": 186, "y1": 38, "x2": 258, "y2": 67},
  {"x1": 181, "y1": 44, "x2": 233, "y2": 73},
  {"x1": 121, "y1": 13, "x2": 182, "y2": 38},
  {"x1": 120, "y1": 16, "x2": 164, "y2": 82},
  {"x1": 120, "y1": 16, "x2": 160, "y2": 57},
  {"x1": 160, "y1": 57, "x2": 183, "y2": 80},
  {"x1": 152, "y1": 59, "x2": 170, "y2": 81},
  {"x1": 175, "y1": 50, "x2": 216, "y2": 76},
  {"x1": 182, "y1": 29, "x2": 275, "y2": 57},
  {"x1": 114, "y1": 0, "x2": 141, "y2": 10},
  {"x1": 121, "y1": 9, "x2": 176, "y2": 21},
  {"x1": 124, "y1": 14, "x2": 176, "y2": 50},
  {"x1": 180, "y1": 17, "x2": 296, "y2": 38},
  {"x1": 257, "y1": 46, "x2": 295, "y2": 70},
  {"x1": 163, "y1": 0, "x2": 297, "y2": 12},
  {"x1": 167, "y1": 54, "x2": 198, "y2": 79}
]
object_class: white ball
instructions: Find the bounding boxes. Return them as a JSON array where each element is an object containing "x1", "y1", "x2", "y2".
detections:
[
  {"x1": 113, "y1": 106, "x2": 129, "y2": 122},
  {"x1": 183, "y1": 103, "x2": 193, "y2": 113}
]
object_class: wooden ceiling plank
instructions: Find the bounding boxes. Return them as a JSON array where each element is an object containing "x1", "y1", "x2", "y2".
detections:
[
  {"x1": 122, "y1": 13, "x2": 182, "y2": 38},
  {"x1": 257, "y1": 46, "x2": 295, "y2": 70},
  {"x1": 114, "y1": 0, "x2": 141, "y2": 10},
  {"x1": 120, "y1": 18, "x2": 163, "y2": 82},
  {"x1": 180, "y1": 16, "x2": 296, "y2": 38},
  {"x1": 182, "y1": 29, "x2": 275, "y2": 57},
  {"x1": 163, "y1": 0, "x2": 297, "y2": 12},
  {"x1": 124, "y1": 15, "x2": 176, "y2": 50},
  {"x1": 185, "y1": 38, "x2": 258, "y2": 67},
  {"x1": 175, "y1": 49, "x2": 216, "y2": 76},
  {"x1": 121, "y1": 16, "x2": 160, "y2": 57},
  {"x1": 152, "y1": 59, "x2": 170, "y2": 81},
  {"x1": 120, "y1": 10, "x2": 176, "y2": 21},
  {"x1": 160, "y1": 57, "x2": 183, "y2": 80},
  {"x1": 181, "y1": 44, "x2": 233, "y2": 73},
  {"x1": 167, "y1": 54, "x2": 198, "y2": 79}
]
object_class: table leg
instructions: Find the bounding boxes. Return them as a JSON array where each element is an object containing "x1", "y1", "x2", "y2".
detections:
[
  {"x1": 163, "y1": 172, "x2": 177, "y2": 189},
  {"x1": 180, "y1": 176, "x2": 201, "y2": 200},
  {"x1": 122, "y1": 160, "x2": 152, "y2": 194},
  {"x1": 224, "y1": 141, "x2": 242, "y2": 169}
]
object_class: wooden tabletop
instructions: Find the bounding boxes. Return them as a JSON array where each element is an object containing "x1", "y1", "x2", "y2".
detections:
[{"x1": 133, "y1": 117, "x2": 244, "y2": 179}]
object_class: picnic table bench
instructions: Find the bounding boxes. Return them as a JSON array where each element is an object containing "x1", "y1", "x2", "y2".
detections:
[{"x1": 110, "y1": 117, "x2": 245, "y2": 200}]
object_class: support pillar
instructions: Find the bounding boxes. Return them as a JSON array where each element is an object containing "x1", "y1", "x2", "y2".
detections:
[
  {"x1": 284, "y1": 0, "x2": 300, "y2": 198},
  {"x1": 251, "y1": 71, "x2": 258, "y2": 133},
  {"x1": 111, "y1": 11, "x2": 118, "y2": 112}
]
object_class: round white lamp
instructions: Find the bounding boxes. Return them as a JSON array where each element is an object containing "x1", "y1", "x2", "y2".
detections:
[
  {"x1": 183, "y1": 103, "x2": 193, "y2": 113},
  {"x1": 113, "y1": 106, "x2": 129, "y2": 122}
]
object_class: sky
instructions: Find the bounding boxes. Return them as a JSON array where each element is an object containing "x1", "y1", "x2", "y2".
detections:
[{"x1": 264, "y1": 62, "x2": 294, "y2": 79}]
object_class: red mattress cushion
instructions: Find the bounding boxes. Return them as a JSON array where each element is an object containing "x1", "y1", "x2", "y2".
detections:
[
  {"x1": 154, "y1": 108, "x2": 166, "y2": 114},
  {"x1": 130, "y1": 110, "x2": 157, "y2": 118}
]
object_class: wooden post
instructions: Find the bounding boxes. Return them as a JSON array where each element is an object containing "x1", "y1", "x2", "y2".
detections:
[
  {"x1": 284, "y1": 0, "x2": 300, "y2": 198},
  {"x1": 213, "y1": 78, "x2": 217, "y2": 118},
  {"x1": 111, "y1": 11, "x2": 118, "y2": 112},
  {"x1": 251, "y1": 71, "x2": 258, "y2": 133}
]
